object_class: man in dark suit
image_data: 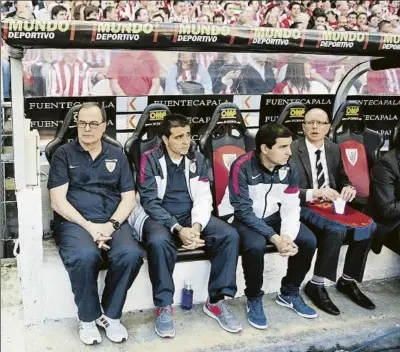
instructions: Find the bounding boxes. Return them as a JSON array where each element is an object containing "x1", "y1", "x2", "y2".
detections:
[
  {"x1": 368, "y1": 131, "x2": 400, "y2": 255},
  {"x1": 290, "y1": 108, "x2": 375, "y2": 315}
]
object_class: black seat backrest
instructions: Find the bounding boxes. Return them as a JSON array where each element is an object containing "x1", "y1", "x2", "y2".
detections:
[
  {"x1": 389, "y1": 119, "x2": 400, "y2": 150},
  {"x1": 199, "y1": 103, "x2": 255, "y2": 213},
  {"x1": 45, "y1": 104, "x2": 121, "y2": 164},
  {"x1": 276, "y1": 102, "x2": 307, "y2": 139},
  {"x1": 124, "y1": 104, "x2": 171, "y2": 173},
  {"x1": 329, "y1": 101, "x2": 384, "y2": 199}
]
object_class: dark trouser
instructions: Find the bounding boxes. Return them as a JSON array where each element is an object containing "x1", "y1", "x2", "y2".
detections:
[
  {"x1": 143, "y1": 215, "x2": 240, "y2": 307},
  {"x1": 302, "y1": 219, "x2": 371, "y2": 283},
  {"x1": 232, "y1": 216, "x2": 317, "y2": 298},
  {"x1": 384, "y1": 226, "x2": 400, "y2": 255},
  {"x1": 56, "y1": 221, "x2": 145, "y2": 322}
]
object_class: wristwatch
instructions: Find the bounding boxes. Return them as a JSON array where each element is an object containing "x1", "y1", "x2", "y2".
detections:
[
  {"x1": 174, "y1": 224, "x2": 183, "y2": 234},
  {"x1": 109, "y1": 219, "x2": 120, "y2": 230}
]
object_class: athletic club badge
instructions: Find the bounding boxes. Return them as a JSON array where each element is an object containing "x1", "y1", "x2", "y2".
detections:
[
  {"x1": 345, "y1": 149, "x2": 358, "y2": 166},
  {"x1": 279, "y1": 167, "x2": 289, "y2": 181},
  {"x1": 105, "y1": 159, "x2": 117, "y2": 172},
  {"x1": 189, "y1": 161, "x2": 196, "y2": 173}
]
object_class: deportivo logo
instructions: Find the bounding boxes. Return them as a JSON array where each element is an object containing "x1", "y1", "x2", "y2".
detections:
[
  {"x1": 222, "y1": 154, "x2": 237, "y2": 171},
  {"x1": 345, "y1": 149, "x2": 358, "y2": 166},
  {"x1": 105, "y1": 159, "x2": 117, "y2": 172}
]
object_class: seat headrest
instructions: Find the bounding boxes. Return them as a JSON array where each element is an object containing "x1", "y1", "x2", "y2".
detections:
[
  {"x1": 133, "y1": 103, "x2": 172, "y2": 138},
  {"x1": 329, "y1": 101, "x2": 364, "y2": 139},
  {"x1": 200, "y1": 102, "x2": 247, "y2": 151},
  {"x1": 276, "y1": 102, "x2": 307, "y2": 138},
  {"x1": 45, "y1": 103, "x2": 120, "y2": 164}
]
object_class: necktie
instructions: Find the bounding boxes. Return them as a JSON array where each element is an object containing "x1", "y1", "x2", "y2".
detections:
[{"x1": 315, "y1": 150, "x2": 325, "y2": 189}]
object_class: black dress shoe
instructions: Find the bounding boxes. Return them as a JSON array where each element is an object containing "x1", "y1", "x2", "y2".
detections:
[
  {"x1": 304, "y1": 281, "x2": 340, "y2": 315},
  {"x1": 336, "y1": 277, "x2": 376, "y2": 310}
]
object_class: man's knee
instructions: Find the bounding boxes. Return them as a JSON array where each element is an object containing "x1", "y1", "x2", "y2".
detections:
[
  {"x1": 67, "y1": 247, "x2": 102, "y2": 267},
  {"x1": 220, "y1": 226, "x2": 240, "y2": 246},
  {"x1": 114, "y1": 244, "x2": 145, "y2": 267},
  {"x1": 146, "y1": 231, "x2": 174, "y2": 251},
  {"x1": 241, "y1": 235, "x2": 266, "y2": 256},
  {"x1": 296, "y1": 224, "x2": 317, "y2": 251}
]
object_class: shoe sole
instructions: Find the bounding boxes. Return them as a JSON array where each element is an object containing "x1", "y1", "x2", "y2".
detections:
[
  {"x1": 202, "y1": 305, "x2": 243, "y2": 333},
  {"x1": 275, "y1": 298, "x2": 318, "y2": 319},
  {"x1": 80, "y1": 338, "x2": 101, "y2": 345},
  {"x1": 96, "y1": 323, "x2": 127, "y2": 343},
  {"x1": 155, "y1": 325, "x2": 176, "y2": 338},
  {"x1": 247, "y1": 318, "x2": 268, "y2": 330}
]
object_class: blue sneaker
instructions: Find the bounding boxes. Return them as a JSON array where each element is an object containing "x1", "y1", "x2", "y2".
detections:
[
  {"x1": 275, "y1": 293, "x2": 318, "y2": 319},
  {"x1": 247, "y1": 297, "x2": 267, "y2": 329}
]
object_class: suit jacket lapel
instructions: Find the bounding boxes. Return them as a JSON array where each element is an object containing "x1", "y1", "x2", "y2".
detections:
[
  {"x1": 298, "y1": 138, "x2": 313, "y2": 187},
  {"x1": 324, "y1": 138, "x2": 336, "y2": 186}
]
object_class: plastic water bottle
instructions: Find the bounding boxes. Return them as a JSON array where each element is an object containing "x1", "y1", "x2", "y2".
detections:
[{"x1": 181, "y1": 283, "x2": 193, "y2": 310}]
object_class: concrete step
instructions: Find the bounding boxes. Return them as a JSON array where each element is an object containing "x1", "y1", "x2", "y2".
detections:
[
  {"x1": 21, "y1": 278, "x2": 400, "y2": 352},
  {"x1": 40, "y1": 239, "x2": 400, "y2": 321}
]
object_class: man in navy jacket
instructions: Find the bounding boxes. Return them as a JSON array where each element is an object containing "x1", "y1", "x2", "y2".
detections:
[
  {"x1": 130, "y1": 114, "x2": 241, "y2": 338},
  {"x1": 219, "y1": 123, "x2": 317, "y2": 329}
]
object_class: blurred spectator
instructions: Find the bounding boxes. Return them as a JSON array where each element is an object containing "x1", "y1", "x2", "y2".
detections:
[
  {"x1": 84, "y1": 4, "x2": 100, "y2": 20},
  {"x1": 326, "y1": 10, "x2": 338, "y2": 28},
  {"x1": 208, "y1": 53, "x2": 242, "y2": 94},
  {"x1": 388, "y1": 14, "x2": 400, "y2": 30},
  {"x1": 51, "y1": 5, "x2": 68, "y2": 21},
  {"x1": 103, "y1": 6, "x2": 118, "y2": 21},
  {"x1": 314, "y1": 13, "x2": 327, "y2": 27},
  {"x1": 152, "y1": 13, "x2": 164, "y2": 23},
  {"x1": 274, "y1": 60, "x2": 328, "y2": 94},
  {"x1": 6, "y1": 0, "x2": 34, "y2": 19},
  {"x1": 170, "y1": 0, "x2": 189, "y2": 23},
  {"x1": 198, "y1": 13, "x2": 210, "y2": 23},
  {"x1": 135, "y1": 7, "x2": 149, "y2": 22},
  {"x1": 108, "y1": 51, "x2": 160, "y2": 95},
  {"x1": 224, "y1": 2, "x2": 236, "y2": 24},
  {"x1": 371, "y1": 4, "x2": 384, "y2": 20},
  {"x1": 213, "y1": 13, "x2": 225, "y2": 24},
  {"x1": 357, "y1": 12, "x2": 368, "y2": 30},
  {"x1": 165, "y1": 52, "x2": 212, "y2": 94},
  {"x1": 367, "y1": 68, "x2": 400, "y2": 94},
  {"x1": 379, "y1": 19, "x2": 392, "y2": 32},
  {"x1": 48, "y1": 51, "x2": 92, "y2": 96},
  {"x1": 73, "y1": 4, "x2": 85, "y2": 20},
  {"x1": 280, "y1": 2, "x2": 302, "y2": 28},
  {"x1": 239, "y1": 54, "x2": 276, "y2": 94},
  {"x1": 368, "y1": 14, "x2": 380, "y2": 31}
]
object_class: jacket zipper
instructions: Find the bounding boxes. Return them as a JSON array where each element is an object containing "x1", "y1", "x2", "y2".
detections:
[{"x1": 262, "y1": 182, "x2": 273, "y2": 219}]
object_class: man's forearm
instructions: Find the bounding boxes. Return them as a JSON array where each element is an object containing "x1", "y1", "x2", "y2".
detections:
[
  {"x1": 109, "y1": 196, "x2": 135, "y2": 223},
  {"x1": 51, "y1": 199, "x2": 88, "y2": 229}
]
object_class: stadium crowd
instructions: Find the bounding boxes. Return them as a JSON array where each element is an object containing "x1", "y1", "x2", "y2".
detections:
[{"x1": 1, "y1": 0, "x2": 400, "y2": 98}]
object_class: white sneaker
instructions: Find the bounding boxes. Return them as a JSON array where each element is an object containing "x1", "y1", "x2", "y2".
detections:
[
  {"x1": 96, "y1": 314, "x2": 128, "y2": 343},
  {"x1": 78, "y1": 320, "x2": 102, "y2": 345}
]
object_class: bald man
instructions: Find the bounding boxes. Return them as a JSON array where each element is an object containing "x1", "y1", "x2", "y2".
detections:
[{"x1": 290, "y1": 108, "x2": 375, "y2": 316}]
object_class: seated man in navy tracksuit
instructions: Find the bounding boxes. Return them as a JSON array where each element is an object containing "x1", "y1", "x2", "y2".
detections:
[
  {"x1": 219, "y1": 123, "x2": 318, "y2": 329},
  {"x1": 48, "y1": 103, "x2": 144, "y2": 345},
  {"x1": 130, "y1": 113, "x2": 241, "y2": 338}
]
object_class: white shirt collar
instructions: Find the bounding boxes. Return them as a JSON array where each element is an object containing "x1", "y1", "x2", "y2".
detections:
[{"x1": 305, "y1": 138, "x2": 325, "y2": 154}]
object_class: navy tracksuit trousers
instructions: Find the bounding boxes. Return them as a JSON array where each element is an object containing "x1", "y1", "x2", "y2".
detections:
[
  {"x1": 143, "y1": 214, "x2": 240, "y2": 307},
  {"x1": 56, "y1": 221, "x2": 145, "y2": 322},
  {"x1": 232, "y1": 214, "x2": 317, "y2": 298}
]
